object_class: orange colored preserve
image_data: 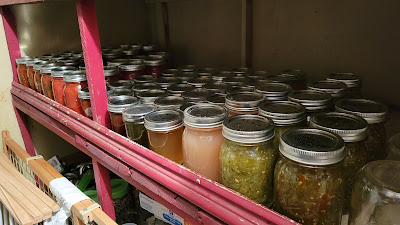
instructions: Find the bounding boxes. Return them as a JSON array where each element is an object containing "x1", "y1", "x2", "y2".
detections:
[
  {"x1": 107, "y1": 96, "x2": 140, "y2": 135},
  {"x1": 26, "y1": 59, "x2": 41, "y2": 91},
  {"x1": 145, "y1": 110, "x2": 184, "y2": 164},
  {"x1": 40, "y1": 65, "x2": 59, "y2": 99},
  {"x1": 182, "y1": 104, "x2": 228, "y2": 181},
  {"x1": 34, "y1": 61, "x2": 57, "y2": 95},
  {"x1": 225, "y1": 92, "x2": 264, "y2": 116},
  {"x1": 16, "y1": 56, "x2": 32, "y2": 87},
  {"x1": 51, "y1": 66, "x2": 76, "y2": 105},
  {"x1": 63, "y1": 71, "x2": 87, "y2": 115},
  {"x1": 78, "y1": 87, "x2": 92, "y2": 119}
]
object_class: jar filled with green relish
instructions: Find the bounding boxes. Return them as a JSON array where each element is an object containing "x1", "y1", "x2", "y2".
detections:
[
  {"x1": 122, "y1": 104, "x2": 156, "y2": 148},
  {"x1": 310, "y1": 112, "x2": 368, "y2": 213},
  {"x1": 273, "y1": 128, "x2": 345, "y2": 225},
  {"x1": 335, "y1": 99, "x2": 388, "y2": 162},
  {"x1": 220, "y1": 115, "x2": 276, "y2": 207}
]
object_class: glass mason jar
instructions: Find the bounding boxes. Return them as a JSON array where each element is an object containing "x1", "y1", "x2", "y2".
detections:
[
  {"x1": 182, "y1": 104, "x2": 228, "y2": 182},
  {"x1": 33, "y1": 61, "x2": 51, "y2": 94},
  {"x1": 51, "y1": 66, "x2": 77, "y2": 105},
  {"x1": 232, "y1": 67, "x2": 251, "y2": 76},
  {"x1": 103, "y1": 66, "x2": 121, "y2": 83},
  {"x1": 41, "y1": 65, "x2": 60, "y2": 99},
  {"x1": 255, "y1": 81, "x2": 292, "y2": 101},
  {"x1": 212, "y1": 71, "x2": 234, "y2": 82},
  {"x1": 16, "y1": 56, "x2": 33, "y2": 87},
  {"x1": 155, "y1": 77, "x2": 180, "y2": 90},
  {"x1": 246, "y1": 70, "x2": 269, "y2": 80},
  {"x1": 162, "y1": 68, "x2": 181, "y2": 77},
  {"x1": 310, "y1": 112, "x2": 369, "y2": 213},
  {"x1": 225, "y1": 92, "x2": 264, "y2": 116},
  {"x1": 307, "y1": 80, "x2": 348, "y2": 100},
  {"x1": 63, "y1": 71, "x2": 88, "y2": 115},
  {"x1": 326, "y1": 73, "x2": 362, "y2": 98},
  {"x1": 203, "y1": 82, "x2": 230, "y2": 95},
  {"x1": 107, "y1": 88, "x2": 134, "y2": 98},
  {"x1": 279, "y1": 69, "x2": 307, "y2": 90},
  {"x1": 144, "y1": 110, "x2": 184, "y2": 164},
  {"x1": 179, "y1": 65, "x2": 197, "y2": 73},
  {"x1": 154, "y1": 96, "x2": 185, "y2": 111},
  {"x1": 222, "y1": 76, "x2": 247, "y2": 87},
  {"x1": 226, "y1": 86, "x2": 254, "y2": 95},
  {"x1": 26, "y1": 59, "x2": 41, "y2": 91},
  {"x1": 122, "y1": 104, "x2": 156, "y2": 148},
  {"x1": 107, "y1": 96, "x2": 139, "y2": 136},
  {"x1": 288, "y1": 90, "x2": 333, "y2": 119},
  {"x1": 187, "y1": 77, "x2": 213, "y2": 88},
  {"x1": 206, "y1": 93, "x2": 226, "y2": 106},
  {"x1": 274, "y1": 128, "x2": 346, "y2": 225},
  {"x1": 386, "y1": 133, "x2": 400, "y2": 161},
  {"x1": 133, "y1": 75, "x2": 156, "y2": 84},
  {"x1": 349, "y1": 160, "x2": 400, "y2": 225},
  {"x1": 220, "y1": 115, "x2": 276, "y2": 206},
  {"x1": 198, "y1": 67, "x2": 216, "y2": 77},
  {"x1": 336, "y1": 99, "x2": 388, "y2": 162},
  {"x1": 132, "y1": 83, "x2": 161, "y2": 95},
  {"x1": 181, "y1": 88, "x2": 212, "y2": 104},
  {"x1": 77, "y1": 87, "x2": 92, "y2": 119},
  {"x1": 107, "y1": 80, "x2": 133, "y2": 91},
  {"x1": 137, "y1": 89, "x2": 167, "y2": 105},
  {"x1": 119, "y1": 62, "x2": 145, "y2": 80},
  {"x1": 107, "y1": 58, "x2": 128, "y2": 68},
  {"x1": 167, "y1": 83, "x2": 195, "y2": 96},
  {"x1": 144, "y1": 58, "x2": 166, "y2": 78}
]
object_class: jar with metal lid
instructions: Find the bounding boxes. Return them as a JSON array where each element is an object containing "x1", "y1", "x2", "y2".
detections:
[
  {"x1": 154, "y1": 96, "x2": 185, "y2": 110},
  {"x1": 137, "y1": 89, "x2": 167, "y2": 105},
  {"x1": 243, "y1": 77, "x2": 258, "y2": 88},
  {"x1": 122, "y1": 48, "x2": 139, "y2": 58},
  {"x1": 203, "y1": 82, "x2": 230, "y2": 94},
  {"x1": 223, "y1": 76, "x2": 246, "y2": 86},
  {"x1": 212, "y1": 71, "x2": 234, "y2": 82},
  {"x1": 179, "y1": 65, "x2": 197, "y2": 72},
  {"x1": 78, "y1": 87, "x2": 92, "y2": 119},
  {"x1": 107, "y1": 80, "x2": 133, "y2": 90},
  {"x1": 133, "y1": 75, "x2": 156, "y2": 84},
  {"x1": 16, "y1": 56, "x2": 33, "y2": 87},
  {"x1": 41, "y1": 65, "x2": 60, "y2": 99},
  {"x1": 273, "y1": 128, "x2": 345, "y2": 225},
  {"x1": 142, "y1": 44, "x2": 157, "y2": 53},
  {"x1": 144, "y1": 58, "x2": 165, "y2": 77},
  {"x1": 103, "y1": 66, "x2": 121, "y2": 83},
  {"x1": 174, "y1": 72, "x2": 198, "y2": 83},
  {"x1": 255, "y1": 81, "x2": 292, "y2": 101},
  {"x1": 187, "y1": 77, "x2": 212, "y2": 88},
  {"x1": 280, "y1": 69, "x2": 307, "y2": 90},
  {"x1": 198, "y1": 68, "x2": 216, "y2": 77},
  {"x1": 102, "y1": 51, "x2": 122, "y2": 64},
  {"x1": 107, "y1": 58, "x2": 128, "y2": 67},
  {"x1": 308, "y1": 80, "x2": 348, "y2": 100},
  {"x1": 26, "y1": 59, "x2": 42, "y2": 91},
  {"x1": 326, "y1": 73, "x2": 362, "y2": 98},
  {"x1": 33, "y1": 61, "x2": 52, "y2": 94},
  {"x1": 58, "y1": 58, "x2": 81, "y2": 67},
  {"x1": 225, "y1": 92, "x2": 264, "y2": 116},
  {"x1": 349, "y1": 160, "x2": 400, "y2": 225},
  {"x1": 107, "y1": 88, "x2": 134, "y2": 97},
  {"x1": 144, "y1": 110, "x2": 184, "y2": 163},
  {"x1": 246, "y1": 70, "x2": 269, "y2": 80},
  {"x1": 63, "y1": 70, "x2": 88, "y2": 114},
  {"x1": 108, "y1": 96, "x2": 139, "y2": 135},
  {"x1": 232, "y1": 67, "x2": 251, "y2": 76},
  {"x1": 51, "y1": 66, "x2": 76, "y2": 105},
  {"x1": 336, "y1": 99, "x2": 388, "y2": 161},
  {"x1": 288, "y1": 90, "x2": 333, "y2": 117},
  {"x1": 122, "y1": 104, "x2": 156, "y2": 148},
  {"x1": 206, "y1": 93, "x2": 226, "y2": 106},
  {"x1": 118, "y1": 62, "x2": 145, "y2": 80},
  {"x1": 220, "y1": 115, "x2": 276, "y2": 206},
  {"x1": 309, "y1": 112, "x2": 369, "y2": 213},
  {"x1": 182, "y1": 104, "x2": 227, "y2": 181},
  {"x1": 181, "y1": 88, "x2": 211, "y2": 103},
  {"x1": 226, "y1": 86, "x2": 254, "y2": 94},
  {"x1": 386, "y1": 133, "x2": 400, "y2": 161},
  {"x1": 167, "y1": 83, "x2": 195, "y2": 96},
  {"x1": 259, "y1": 101, "x2": 307, "y2": 149},
  {"x1": 155, "y1": 77, "x2": 179, "y2": 89},
  {"x1": 162, "y1": 68, "x2": 180, "y2": 77},
  {"x1": 132, "y1": 83, "x2": 161, "y2": 95}
]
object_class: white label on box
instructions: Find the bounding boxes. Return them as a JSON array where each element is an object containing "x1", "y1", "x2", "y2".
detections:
[{"x1": 139, "y1": 192, "x2": 185, "y2": 225}]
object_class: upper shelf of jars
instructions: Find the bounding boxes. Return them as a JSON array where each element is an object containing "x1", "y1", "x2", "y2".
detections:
[{"x1": 0, "y1": 0, "x2": 53, "y2": 6}]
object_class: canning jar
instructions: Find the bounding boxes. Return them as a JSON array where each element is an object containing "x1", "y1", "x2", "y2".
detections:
[
  {"x1": 162, "y1": 68, "x2": 180, "y2": 77},
  {"x1": 203, "y1": 82, "x2": 230, "y2": 95},
  {"x1": 77, "y1": 87, "x2": 92, "y2": 119},
  {"x1": 336, "y1": 99, "x2": 388, "y2": 161},
  {"x1": 198, "y1": 67, "x2": 216, "y2": 77},
  {"x1": 222, "y1": 76, "x2": 246, "y2": 86},
  {"x1": 108, "y1": 96, "x2": 139, "y2": 135},
  {"x1": 308, "y1": 80, "x2": 347, "y2": 100},
  {"x1": 174, "y1": 72, "x2": 198, "y2": 83},
  {"x1": 137, "y1": 89, "x2": 167, "y2": 105},
  {"x1": 206, "y1": 93, "x2": 226, "y2": 106},
  {"x1": 279, "y1": 69, "x2": 307, "y2": 90},
  {"x1": 51, "y1": 66, "x2": 77, "y2": 105},
  {"x1": 154, "y1": 96, "x2": 185, "y2": 110},
  {"x1": 122, "y1": 104, "x2": 156, "y2": 148},
  {"x1": 225, "y1": 92, "x2": 264, "y2": 116},
  {"x1": 132, "y1": 75, "x2": 156, "y2": 84},
  {"x1": 33, "y1": 61, "x2": 52, "y2": 94},
  {"x1": 326, "y1": 73, "x2": 362, "y2": 98},
  {"x1": 181, "y1": 88, "x2": 211, "y2": 103},
  {"x1": 274, "y1": 128, "x2": 345, "y2": 225},
  {"x1": 107, "y1": 89, "x2": 134, "y2": 97},
  {"x1": 132, "y1": 83, "x2": 160, "y2": 95},
  {"x1": 182, "y1": 104, "x2": 227, "y2": 181},
  {"x1": 386, "y1": 133, "x2": 400, "y2": 161},
  {"x1": 41, "y1": 65, "x2": 60, "y2": 99},
  {"x1": 246, "y1": 70, "x2": 269, "y2": 80},
  {"x1": 63, "y1": 71, "x2": 88, "y2": 114},
  {"x1": 144, "y1": 58, "x2": 165, "y2": 77},
  {"x1": 220, "y1": 115, "x2": 276, "y2": 206},
  {"x1": 288, "y1": 90, "x2": 333, "y2": 118},
  {"x1": 144, "y1": 110, "x2": 184, "y2": 164},
  {"x1": 26, "y1": 59, "x2": 41, "y2": 91},
  {"x1": 226, "y1": 86, "x2": 254, "y2": 94},
  {"x1": 349, "y1": 160, "x2": 400, "y2": 225},
  {"x1": 255, "y1": 81, "x2": 292, "y2": 101},
  {"x1": 155, "y1": 77, "x2": 179, "y2": 90},
  {"x1": 107, "y1": 80, "x2": 133, "y2": 90},
  {"x1": 107, "y1": 58, "x2": 128, "y2": 67},
  {"x1": 179, "y1": 65, "x2": 197, "y2": 72},
  {"x1": 16, "y1": 56, "x2": 32, "y2": 87},
  {"x1": 103, "y1": 66, "x2": 121, "y2": 83},
  {"x1": 119, "y1": 61, "x2": 145, "y2": 80},
  {"x1": 310, "y1": 112, "x2": 368, "y2": 213},
  {"x1": 212, "y1": 71, "x2": 234, "y2": 82},
  {"x1": 167, "y1": 83, "x2": 195, "y2": 96},
  {"x1": 187, "y1": 77, "x2": 212, "y2": 88},
  {"x1": 232, "y1": 67, "x2": 251, "y2": 76}
]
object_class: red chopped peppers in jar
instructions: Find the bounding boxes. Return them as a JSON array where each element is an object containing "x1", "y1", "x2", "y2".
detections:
[
  {"x1": 16, "y1": 56, "x2": 32, "y2": 87},
  {"x1": 51, "y1": 66, "x2": 76, "y2": 105},
  {"x1": 78, "y1": 87, "x2": 92, "y2": 119},
  {"x1": 63, "y1": 70, "x2": 88, "y2": 115},
  {"x1": 41, "y1": 65, "x2": 59, "y2": 99},
  {"x1": 107, "y1": 96, "x2": 139, "y2": 135},
  {"x1": 33, "y1": 61, "x2": 52, "y2": 94},
  {"x1": 26, "y1": 59, "x2": 41, "y2": 91}
]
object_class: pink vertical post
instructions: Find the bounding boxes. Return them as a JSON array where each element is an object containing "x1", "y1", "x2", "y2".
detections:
[
  {"x1": 1, "y1": 6, "x2": 35, "y2": 156},
  {"x1": 76, "y1": 0, "x2": 115, "y2": 219}
]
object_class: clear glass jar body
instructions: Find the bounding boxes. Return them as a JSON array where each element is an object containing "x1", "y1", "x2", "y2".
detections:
[
  {"x1": 220, "y1": 138, "x2": 277, "y2": 206},
  {"x1": 386, "y1": 133, "x2": 400, "y2": 161},
  {"x1": 365, "y1": 122, "x2": 386, "y2": 162},
  {"x1": 33, "y1": 70, "x2": 43, "y2": 94},
  {"x1": 17, "y1": 64, "x2": 29, "y2": 87},
  {"x1": 52, "y1": 77, "x2": 66, "y2": 105},
  {"x1": 64, "y1": 81, "x2": 85, "y2": 115},
  {"x1": 147, "y1": 126, "x2": 184, "y2": 164},
  {"x1": 110, "y1": 112, "x2": 126, "y2": 135},
  {"x1": 80, "y1": 98, "x2": 92, "y2": 119},
  {"x1": 273, "y1": 155, "x2": 344, "y2": 225},
  {"x1": 182, "y1": 125, "x2": 223, "y2": 182},
  {"x1": 125, "y1": 121, "x2": 149, "y2": 148},
  {"x1": 27, "y1": 65, "x2": 37, "y2": 91},
  {"x1": 121, "y1": 69, "x2": 145, "y2": 80}
]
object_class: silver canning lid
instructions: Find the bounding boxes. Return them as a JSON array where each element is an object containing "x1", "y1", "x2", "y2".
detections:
[
  {"x1": 225, "y1": 92, "x2": 264, "y2": 111},
  {"x1": 243, "y1": 78, "x2": 257, "y2": 88},
  {"x1": 149, "y1": 51, "x2": 168, "y2": 59},
  {"x1": 222, "y1": 115, "x2": 274, "y2": 143},
  {"x1": 162, "y1": 69, "x2": 181, "y2": 77},
  {"x1": 187, "y1": 77, "x2": 212, "y2": 88},
  {"x1": 326, "y1": 73, "x2": 361, "y2": 88},
  {"x1": 107, "y1": 95, "x2": 139, "y2": 113},
  {"x1": 206, "y1": 93, "x2": 226, "y2": 106},
  {"x1": 16, "y1": 56, "x2": 33, "y2": 64},
  {"x1": 33, "y1": 61, "x2": 52, "y2": 70},
  {"x1": 103, "y1": 66, "x2": 120, "y2": 77},
  {"x1": 143, "y1": 58, "x2": 165, "y2": 66},
  {"x1": 122, "y1": 48, "x2": 139, "y2": 56},
  {"x1": 122, "y1": 104, "x2": 156, "y2": 124},
  {"x1": 288, "y1": 90, "x2": 332, "y2": 111},
  {"x1": 179, "y1": 65, "x2": 197, "y2": 72},
  {"x1": 203, "y1": 82, "x2": 230, "y2": 93},
  {"x1": 40, "y1": 54, "x2": 53, "y2": 60},
  {"x1": 26, "y1": 59, "x2": 42, "y2": 66},
  {"x1": 308, "y1": 80, "x2": 347, "y2": 98},
  {"x1": 132, "y1": 83, "x2": 161, "y2": 94},
  {"x1": 212, "y1": 71, "x2": 234, "y2": 81},
  {"x1": 174, "y1": 72, "x2": 198, "y2": 82},
  {"x1": 279, "y1": 128, "x2": 345, "y2": 166},
  {"x1": 167, "y1": 83, "x2": 195, "y2": 95},
  {"x1": 107, "y1": 80, "x2": 133, "y2": 90},
  {"x1": 78, "y1": 87, "x2": 90, "y2": 100},
  {"x1": 247, "y1": 70, "x2": 269, "y2": 79},
  {"x1": 107, "y1": 59, "x2": 128, "y2": 67},
  {"x1": 63, "y1": 70, "x2": 87, "y2": 82},
  {"x1": 198, "y1": 68, "x2": 216, "y2": 77},
  {"x1": 226, "y1": 86, "x2": 254, "y2": 94},
  {"x1": 184, "y1": 104, "x2": 227, "y2": 128},
  {"x1": 51, "y1": 66, "x2": 76, "y2": 77},
  {"x1": 232, "y1": 67, "x2": 251, "y2": 75},
  {"x1": 143, "y1": 44, "x2": 157, "y2": 52},
  {"x1": 281, "y1": 69, "x2": 306, "y2": 77},
  {"x1": 259, "y1": 101, "x2": 306, "y2": 126},
  {"x1": 144, "y1": 110, "x2": 183, "y2": 132},
  {"x1": 133, "y1": 75, "x2": 156, "y2": 84},
  {"x1": 154, "y1": 96, "x2": 185, "y2": 110},
  {"x1": 137, "y1": 89, "x2": 168, "y2": 104},
  {"x1": 335, "y1": 99, "x2": 388, "y2": 124},
  {"x1": 40, "y1": 63, "x2": 62, "y2": 73},
  {"x1": 309, "y1": 112, "x2": 368, "y2": 142},
  {"x1": 156, "y1": 77, "x2": 180, "y2": 88},
  {"x1": 223, "y1": 76, "x2": 246, "y2": 86},
  {"x1": 118, "y1": 61, "x2": 145, "y2": 71},
  {"x1": 268, "y1": 74, "x2": 299, "y2": 84},
  {"x1": 181, "y1": 88, "x2": 211, "y2": 103},
  {"x1": 255, "y1": 82, "x2": 292, "y2": 100},
  {"x1": 107, "y1": 88, "x2": 134, "y2": 97}
]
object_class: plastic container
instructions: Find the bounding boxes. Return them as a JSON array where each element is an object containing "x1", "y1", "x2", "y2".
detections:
[
  {"x1": 108, "y1": 96, "x2": 140, "y2": 135},
  {"x1": 123, "y1": 104, "x2": 156, "y2": 148},
  {"x1": 78, "y1": 87, "x2": 92, "y2": 119},
  {"x1": 51, "y1": 66, "x2": 76, "y2": 105},
  {"x1": 16, "y1": 56, "x2": 33, "y2": 87},
  {"x1": 182, "y1": 104, "x2": 227, "y2": 181},
  {"x1": 386, "y1": 133, "x2": 400, "y2": 161},
  {"x1": 274, "y1": 128, "x2": 345, "y2": 225},
  {"x1": 326, "y1": 73, "x2": 362, "y2": 98},
  {"x1": 154, "y1": 96, "x2": 185, "y2": 110},
  {"x1": 63, "y1": 70, "x2": 88, "y2": 114},
  {"x1": 255, "y1": 81, "x2": 292, "y2": 101},
  {"x1": 225, "y1": 92, "x2": 264, "y2": 116},
  {"x1": 119, "y1": 61, "x2": 145, "y2": 80}
]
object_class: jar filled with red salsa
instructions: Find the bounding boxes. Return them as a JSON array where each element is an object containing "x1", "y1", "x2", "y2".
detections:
[
  {"x1": 119, "y1": 61, "x2": 145, "y2": 80},
  {"x1": 108, "y1": 96, "x2": 140, "y2": 135},
  {"x1": 78, "y1": 87, "x2": 92, "y2": 119},
  {"x1": 63, "y1": 70, "x2": 88, "y2": 115},
  {"x1": 51, "y1": 66, "x2": 76, "y2": 105},
  {"x1": 33, "y1": 61, "x2": 52, "y2": 94},
  {"x1": 16, "y1": 56, "x2": 33, "y2": 87},
  {"x1": 26, "y1": 59, "x2": 42, "y2": 91},
  {"x1": 41, "y1": 65, "x2": 60, "y2": 99},
  {"x1": 144, "y1": 58, "x2": 165, "y2": 78}
]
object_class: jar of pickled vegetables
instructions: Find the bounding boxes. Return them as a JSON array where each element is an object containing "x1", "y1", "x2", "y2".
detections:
[
  {"x1": 225, "y1": 92, "x2": 264, "y2": 116},
  {"x1": 167, "y1": 83, "x2": 195, "y2": 96},
  {"x1": 288, "y1": 90, "x2": 333, "y2": 118},
  {"x1": 182, "y1": 104, "x2": 228, "y2": 181},
  {"x1": 326, "y1": 73, "x2": 362, "y2": 98},
  {"x1": 144, "y1": 58, "x2": 165, "y2": 77},
  {"x1": 16, "y1": 56, "x2": 32, "y2": 87},
  {"x1": 349, "y1": 160, "x2": 400, "y2": 225},
  {"x1": 137, "y1": 89, "x2": 167, "y2": 105},
  {"x1": 63, "y1": 71, "x2": 88, "y2": 115},
  {"x1": 51, "y1": 66, "x2": 77, "y2": 105},
  {"x1": 386, "y1": 133, "x2": 400, "y2": 161},
  {"x1": 119, "y1": 62, "x2": 145, "y2": 80},
  {"x1": 77, "y1": 87, "x2": 92, "y2": 119},
  {"x1": 255, "y1": 81, "x2": 292, "y2": 101},
  {"x1": 307, "y1": 80, "x2": 348, "y2": 100},
  {"x1": 144, "y1": 110, "x2": 184, "y2": 164},
  {"x1": 274, "y1": 128, "x2": 345, "y2": 225},
  {"x1": 41, "y1": 65, "x2": 60, "y2": 99},
  {"x1": 154, "y1": 96, "x2": 185, "y2": 110},
  {"x1": 26, "y1": 59, "x2": 41, "y2": 91},
  {"x1": 122, "y1": 104, "x2": 156, "y2": 148},
  {"x1": 310, "y1": 112, "x2": 368, "y2": 213},
  {"x1": 103, "y1": 66, "x2": 121, "y2": 83},
  {"x1": 33, "y1": 61, "x2": 52, "y2": 94},
  {"x1": 336, "y1": 99, "x2": 388, "y2": 161},
  {"x1": 181, "y1": 88, "x2": 211, "y2": 103},
  {"x1": 220, "y1": 115, "x2": 276, "y2": 206},
  {"x1": 108, "y1": 96, "x2": 139, "y2": 135}
]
